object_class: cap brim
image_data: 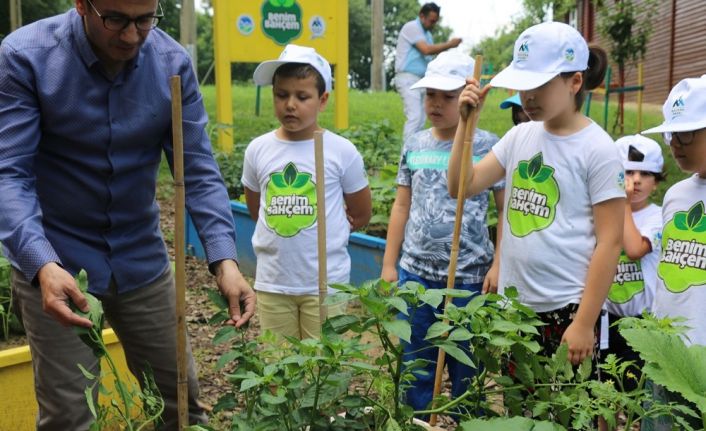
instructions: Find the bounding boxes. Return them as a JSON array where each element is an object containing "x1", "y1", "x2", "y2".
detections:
[
  {"x1": 490, "y1": 66, "x2": 558, "y2": 91},
  {"x1": 624, "y1": 161, "x2": 662, "y2": 173},
  {"x1": 642, "y1": 120, "x2": 706, "y2": 135},
  {"x1": 410, "y1": 75, "x2": 465, "y2": 91},
  {"x1": 253, "y1": 60, "x2": 287, "y2": 86},
  {"x1": 499, "y1": 93, "x2": 522, "y2": 109}
]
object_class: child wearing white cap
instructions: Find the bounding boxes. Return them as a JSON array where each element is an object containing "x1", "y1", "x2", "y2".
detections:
[
  {"x1": 448, "y1": 22, "x2": 625, "y2": 373},
  {"x1": 642, "y1": 75, "x2": 706, "y2": 346},
  {"x1": 242, "y1": 44, "x2": 372, "y2": 339},
  {"x1": 639, "y1": 74, "x2": 706, "y2": 431},
  {"x1": 603, "y1": 135, "x2": 664, "y2": 393},
  {"x1": 381, "y1": 51, "x2": 505, "y2": 414}
]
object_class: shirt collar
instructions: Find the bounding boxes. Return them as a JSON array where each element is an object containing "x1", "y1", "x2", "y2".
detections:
[{"x1": 70, "y1": 8, "x2": 100, "y2": 68}]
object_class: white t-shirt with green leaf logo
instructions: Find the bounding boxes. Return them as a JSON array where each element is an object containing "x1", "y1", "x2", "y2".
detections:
[
  {"x1": 492, "y1": 121, "x2": 625, "y2": 312},
  {"x1": 606, "y1": 203, "x2": 662, "y2": 317},
  {"x1": 653, "y1": 175, "x2": 706, "y2": 345},
  {"x1": 242, "y1": 130, "x2": 369, "y2": 295}
]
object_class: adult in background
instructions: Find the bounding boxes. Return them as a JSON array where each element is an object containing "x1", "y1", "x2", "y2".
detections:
[
  {"x1": 394, "y1": 2, "x2": 462, "y2": 140},
  {"x1": 0, "y1": 0, "x2": 256, "y2": 429}
]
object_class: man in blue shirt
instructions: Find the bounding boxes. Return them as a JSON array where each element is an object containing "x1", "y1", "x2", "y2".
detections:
[
  {"x1": 394, "y1": 2, "x2": 461, "y2": 140},
  {"x1": 0, "y1": 1, "x2": 256, "y2": 428}
]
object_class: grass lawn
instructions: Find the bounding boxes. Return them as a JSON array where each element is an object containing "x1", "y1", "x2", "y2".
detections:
[{"x1": 161, "y1": 83, "x2": 689, "y2": 209}]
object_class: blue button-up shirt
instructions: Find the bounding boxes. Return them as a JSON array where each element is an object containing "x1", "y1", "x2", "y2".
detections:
[{"x1": 0, "y1": 9, "x2": 237, "y2": 294}]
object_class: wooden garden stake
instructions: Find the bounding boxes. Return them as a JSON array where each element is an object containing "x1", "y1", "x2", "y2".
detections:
[
  {"x1": 314, "y1": 130, "x2": 328, "y2": 326},
  {"x1": 170, "y1": 75, "x2": 188, "y2": 430},
  {"x1": 429, "y1": 56, "x2": 484, "y2": 426}
]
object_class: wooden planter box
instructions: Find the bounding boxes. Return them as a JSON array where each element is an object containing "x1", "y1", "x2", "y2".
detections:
[
  {"x1": 0, "y1": 329, "x2": 137, "y2": 431},
  {"x1": 185, "y1": 201, "x2": 387, "y2": 284}
]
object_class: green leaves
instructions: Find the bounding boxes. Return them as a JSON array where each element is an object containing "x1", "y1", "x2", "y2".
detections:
[
  {"x1": 622, "y1": 327, "x2": 706, "y2": 414},
  {"x1": 459, "y1": 417, "x2": 566, "y2": 431},
  {"x1": 675, "y1": 201, "x2": 706, "y2": 232},
  {"x1": 283, "y1": 162, "x2": 297, "y2": 186},
  {"x1": 381, "y1": 319, "x2": 411, "y2": 343},
  {"x1": 268, "y1": 0, "x2": 295, "y2": 7},
  {"x1": 687, "y1": 201, "x2": 704, "y2": 230},
  {"x1": 518, "y1": 153, "x2": 555, "y2": 183},
  {"x1": 70, "y1": 270, "x2": 106, "y2": 357},
  {"x1": 528, "y1": 153, "x2": 543, "y2": 178}
]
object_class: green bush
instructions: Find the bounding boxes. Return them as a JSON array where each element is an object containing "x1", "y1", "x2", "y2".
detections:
[{"x1": 0, "y1": 245, "x2": 23, "y2": 340}]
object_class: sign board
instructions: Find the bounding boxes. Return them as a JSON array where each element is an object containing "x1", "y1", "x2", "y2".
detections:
[{"x1": 213, "y1": 0, "x2": 349, "y2": 151}]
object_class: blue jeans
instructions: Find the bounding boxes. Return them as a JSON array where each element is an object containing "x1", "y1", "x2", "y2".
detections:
[{"x1": 398, "y1": 267, "x2": 482, "y2": 415}]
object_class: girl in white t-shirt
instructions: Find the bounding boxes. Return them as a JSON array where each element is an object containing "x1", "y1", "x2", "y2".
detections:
[
  {"x1": 447, "y1": 22, "x2": 625, "y2": 368},
  {"x1": 640, "y1": 74, "x2": 706, "y2": 431},
  {"x1": 604, "y1": 135, "x2": 664, "y2": 394}
]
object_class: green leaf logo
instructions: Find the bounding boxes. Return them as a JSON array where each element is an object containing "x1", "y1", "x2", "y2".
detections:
[
  {"x1": 658, "y1": 201, "x2": 706, "y2": 293},
  {"x1": 264, "y1": 162, "x2": 317, "y2": 237},
  {"x1": 283, "y1": 162, "x2": 297, "y2": 185},
  {"x1": 262, "y1": 0, "x2": 302, "y2": 45},
  {"x1": 507, "y1": 152, "x2": 560, "y2": 237},
  {"x1": 527, "y1": 153, "x2": 542, "y2": 178},
  {"x1": 608, "y1": 252, "x2": 645, "y2": 304}
]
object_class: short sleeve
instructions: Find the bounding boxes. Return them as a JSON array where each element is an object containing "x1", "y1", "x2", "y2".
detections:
[
  {"x1": 396, "y1": 143, "x2": 412, "y2": 187},
  {"x1": 639, "y1": 209, "x2": 664, "y2": 252},
  {"x1": 341, "y1": 148, "x2": 369, "y2": 194},
  {"x1": 587, "y1": 132, "x2": 626, "y2": 205},
  {"x1": 401, "y1": 21, "x2": 426, "y2": 45},
  {"x1": 490, "y1": 125, "x2": 519, "y2": 170},
  {"x1": 474, "y1": 130, "x2": 505, "y2": 191},
  {"x1": 241, "y1": 139, "x2": 259, "y2": 192}
]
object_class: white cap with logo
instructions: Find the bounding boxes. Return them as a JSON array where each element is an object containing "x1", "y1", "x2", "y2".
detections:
[
  {"x1": 253, "y1": 44, "x2": 333, "y2": 92},
  {"x1": 642, "y1": 75, "x2": 706, "y2": 134},
  {"x1": 490, "y1": 21, "x2": 589, "y2": 91},
  {"x1": 410, "y1": 51, "x2": 475, "y2": 91},
  {"x1": 615, "y1": 135, "x2": 664, "y2": 173}
]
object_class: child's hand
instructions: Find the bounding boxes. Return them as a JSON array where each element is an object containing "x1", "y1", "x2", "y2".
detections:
[
  {"x1": 560, "y1": 320, "x2": 595, "y2": 365},
  {"x1": 624, "y1": 175, "x2": 634, "y2": 200},
  {"x1": 482, "y1": 260, "x2": 499, "y2": 294},
  {"x1": 458, "y1": 78, "x2": 489, "y2": 121},
  {"x1": 381, "y1": 265, "x2": 398, "y2": 283}
]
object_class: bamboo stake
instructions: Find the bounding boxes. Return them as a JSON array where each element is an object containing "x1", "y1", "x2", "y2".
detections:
[
  {"x1": 636, "y1": 62, "x2": 644, "y2": 133},
  {"x1": 314, "y1": 130, "x2": 328, "y2": 327},
  {"x1": 170, "y1": 75, "x2": 188, "y2": 430},
  {"x1": 429, "y1": 56, "x2": 483, "y2": 426}
]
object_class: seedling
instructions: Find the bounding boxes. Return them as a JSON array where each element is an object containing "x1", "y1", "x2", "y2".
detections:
[{"x1": 71, "y1": 270, "x2": 165, "y2": 431}]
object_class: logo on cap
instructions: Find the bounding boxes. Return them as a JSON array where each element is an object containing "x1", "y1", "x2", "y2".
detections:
[
  {"x1": 565, "y1": 48, "x2": 575, "y2": 62},
  {"x1": 517, "y1": 41, "x2": 529, "y2": 61},
  {"x1": 671, "y1": 96, "x2": 686, "y2": 119}
]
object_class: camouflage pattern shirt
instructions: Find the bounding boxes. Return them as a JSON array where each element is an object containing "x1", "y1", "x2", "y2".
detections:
[{"x1": 397, "y1": 128, "x2": 503, "y2": 283}]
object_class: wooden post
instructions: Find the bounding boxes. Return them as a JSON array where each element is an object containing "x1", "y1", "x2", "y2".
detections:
[
  {"x1": 429, "y1": 56, "x2": 483, "y2": 427},
  {"x1": 371, "y1": 0, "x2": 384, "y2": 91},
  {"x1": 180, "y1": 0, "x2": 198, "y2": 78},
  {"x1": 170, "y1": 75, "x2": 189, "y2": 430},
  {"x1": 314, "y1": 131, "x2": 327, "y2": 326},
  {"x1": 9, "y1": 0, "x2": 22, "y2": 31},
  {"x1": 636, "y1": 62, "x2": 643, "y2": 133}
]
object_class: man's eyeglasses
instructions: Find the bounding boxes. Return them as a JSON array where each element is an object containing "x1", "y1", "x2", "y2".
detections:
[
  {"x1": 663, "y1": 131, "x2": 696, "y2": 147},
  {"x1": 86, "y1": 0, "x2": 163, "y2": 32}
]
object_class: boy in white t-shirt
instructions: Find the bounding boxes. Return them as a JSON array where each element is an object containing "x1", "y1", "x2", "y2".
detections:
[
  {"x1": 603, "y1": 135, "x2": 664, "y2": 393},
  {"x1": 242, "y1": 45, "x2": 372, "y2": 339},
  {"x1": 640, "y1": 74, "x2": 706, "y2": 431}
]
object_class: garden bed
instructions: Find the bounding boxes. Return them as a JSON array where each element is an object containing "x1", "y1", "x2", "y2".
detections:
[{"x1": 185, "y1": 201, "x2": 387, "y2": 284}]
